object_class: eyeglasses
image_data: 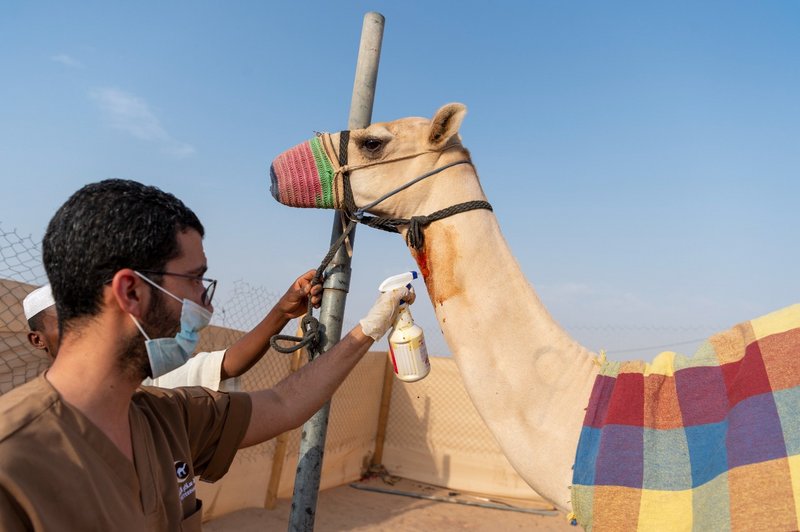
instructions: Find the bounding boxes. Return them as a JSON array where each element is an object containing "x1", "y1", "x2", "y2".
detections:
[{"x1": 138, "y1": 270, "x2": 218, "y2": 306}]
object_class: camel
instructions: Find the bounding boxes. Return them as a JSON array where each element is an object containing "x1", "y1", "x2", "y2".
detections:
[{"x1": 270, "y1": 104, "x2": 800, "y2": 530}]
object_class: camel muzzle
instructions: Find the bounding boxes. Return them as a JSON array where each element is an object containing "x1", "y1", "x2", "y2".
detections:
[
  {"x1": 269, "y1": 130, "x2": 491, "y2": 250},
  {"x1": 270, "y1": 135, "x2": 344, "y2": 209}
]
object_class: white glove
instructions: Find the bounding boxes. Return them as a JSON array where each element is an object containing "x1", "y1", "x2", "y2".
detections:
[{"x1": 359, "y1": 286, "x2": 415, "y2": 341}]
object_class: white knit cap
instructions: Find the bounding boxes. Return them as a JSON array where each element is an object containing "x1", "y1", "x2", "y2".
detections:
[{"x1": 22, "y1": 284, "x2": 55, "y2": 321}]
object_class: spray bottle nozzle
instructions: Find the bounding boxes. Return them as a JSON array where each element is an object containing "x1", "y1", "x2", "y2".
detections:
[{"x1": 378, "y1": 271, "x2": 418, "y2": 293}]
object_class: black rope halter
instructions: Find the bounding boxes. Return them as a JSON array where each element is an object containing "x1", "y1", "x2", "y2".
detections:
[
  {"x1": 340, "y1": 143, "x2": 492, "y2": 250},
  {"x1": 270, "y1": 130, "x2": 492, "y2": 356},
  {"x1": 356, "y1": 199, "x2": 492, "y2": 250}
]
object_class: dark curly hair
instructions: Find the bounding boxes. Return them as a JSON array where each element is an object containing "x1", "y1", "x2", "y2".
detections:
[{"x1": 43, "y1": 179, "x2": 204, "y2": 333}]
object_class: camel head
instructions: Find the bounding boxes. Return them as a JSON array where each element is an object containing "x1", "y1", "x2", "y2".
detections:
[{"x1": 270, "y1": 103, "x2": 488, "y2": 224}]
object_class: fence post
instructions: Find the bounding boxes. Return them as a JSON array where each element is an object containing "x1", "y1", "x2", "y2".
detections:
[{"x1": 287, "y1": 12, "x2": 385, "y2": 532}]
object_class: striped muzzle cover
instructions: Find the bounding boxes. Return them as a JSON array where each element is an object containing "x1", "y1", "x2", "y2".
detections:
[{"x1": 270, "y1": 133, "x2": 345, "y2": 209}]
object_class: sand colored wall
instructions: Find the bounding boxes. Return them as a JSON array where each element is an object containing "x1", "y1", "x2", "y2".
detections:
[
  {"x1": 197, "y1": 355, "x2": 544, "y2": 521},
  {"x1": 382, "y1": 357, "x2": 544, "y2": 500},
  {"x1": 196, "y1": 350, "x2": 388, "y2": 520}
]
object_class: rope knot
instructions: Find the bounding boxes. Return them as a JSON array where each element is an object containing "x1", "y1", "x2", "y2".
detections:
[
  {"x1": 300, "y1": 313, "x2": 320, "y2": 341},
  {"x1": 406, "y1": 215, "x2": 431, "y2": 250},
  {"x1": 269, "y1": 313, "x2": 322, "y2": 356}
]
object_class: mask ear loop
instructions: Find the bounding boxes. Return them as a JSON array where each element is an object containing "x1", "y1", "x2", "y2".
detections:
[
  {"x1": 134, "y1": 271, "x2": 183, "y2": 304},
  {"x1": 129, "y1": 314, "x2": 152, "y2": 341},
  {"x1": 130, "y1": 271, "x2": 180, "y2": 341}
]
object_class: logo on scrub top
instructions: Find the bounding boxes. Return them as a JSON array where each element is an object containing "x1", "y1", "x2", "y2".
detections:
[{"x1": 175, "y1": 461, "x2": 190, "y2": 481}]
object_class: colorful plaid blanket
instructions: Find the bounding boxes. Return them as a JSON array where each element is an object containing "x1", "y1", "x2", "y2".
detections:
[{"x1": 571, "y1": 304, "x2": 800, "y2": 531}]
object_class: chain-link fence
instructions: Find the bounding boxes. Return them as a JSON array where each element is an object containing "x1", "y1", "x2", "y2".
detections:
[
  {"x1": 0, "y1": 227, "x2": 50, "y2": 393},
  {"x1": 0, "y1": 222, "x2": 294, "y2": 394}
]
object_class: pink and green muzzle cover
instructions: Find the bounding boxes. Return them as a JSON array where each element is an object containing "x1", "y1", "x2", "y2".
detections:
[{"x1": 270, "y1": 134, "x2": 344, "y2": 209}]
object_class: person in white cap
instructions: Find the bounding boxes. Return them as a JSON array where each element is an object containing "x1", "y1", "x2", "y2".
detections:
[
  {"x1": 23, "y1": 283, "x2": 59, "y2": 357},
  {"x1": 21, "y1": 281, "x2": 306, "y2": 392}
]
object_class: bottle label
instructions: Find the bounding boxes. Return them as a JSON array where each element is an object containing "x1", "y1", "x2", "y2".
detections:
[{"x1": 389, "y1": 335, "x2": 430, "y2": 380}]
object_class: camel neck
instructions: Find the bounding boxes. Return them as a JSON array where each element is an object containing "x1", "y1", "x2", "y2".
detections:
[
  {"x1": 406, "y1": 207, "x2": 599, "y2": 510},
  {"x1": 410, "y1": 209, "x2": 585, "y2": 362}
]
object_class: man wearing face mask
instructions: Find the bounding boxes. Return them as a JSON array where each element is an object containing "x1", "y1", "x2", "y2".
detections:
[
  {"x1": 0, "y1": 179, "x2": 409, "y2": 531},
  {"x1": 21, "y1": 276, "x2": 313, "y2": 392}
]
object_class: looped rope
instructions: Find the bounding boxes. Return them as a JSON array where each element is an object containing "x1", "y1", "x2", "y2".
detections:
[{"x1": 270, "y1": 312, "x2": 321, "y2": 354}]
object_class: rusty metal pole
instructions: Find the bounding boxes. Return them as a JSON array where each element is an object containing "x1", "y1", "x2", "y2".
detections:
[{"x1": 287, "y1": 12, "x2": 385, "y2": 532}]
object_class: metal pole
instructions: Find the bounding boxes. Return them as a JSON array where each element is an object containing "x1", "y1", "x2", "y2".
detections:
[
  {"x1": 265, "y1": 321, "x2": 306, "y2": 510},
  {"x1": 288, "y1": 12, "x2": 384, "y2": 532}
]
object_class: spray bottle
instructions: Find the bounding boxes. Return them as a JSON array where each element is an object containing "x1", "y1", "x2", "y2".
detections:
[{"x1": 379, "y1": 271, "x2": 430, "y2": 382}]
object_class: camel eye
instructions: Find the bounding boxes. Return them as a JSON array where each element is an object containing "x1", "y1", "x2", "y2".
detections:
[{"x1": 363, "y1": 138, "x2": 383, "y2": 152}]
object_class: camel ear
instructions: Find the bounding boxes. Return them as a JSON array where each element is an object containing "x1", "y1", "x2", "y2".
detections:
[{"x1": 429, "y1": 103, "x2": 467, "y2": 146}]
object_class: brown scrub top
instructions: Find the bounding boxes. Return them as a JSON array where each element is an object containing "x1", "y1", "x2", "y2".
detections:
[{"x1": 0, "y1": 374, "x2": 252, "y2": 531}]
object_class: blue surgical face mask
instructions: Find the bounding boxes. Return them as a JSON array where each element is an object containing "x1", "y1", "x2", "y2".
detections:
[{"x1": 130, "y1": 271, "x2": 213, "y2": 379}]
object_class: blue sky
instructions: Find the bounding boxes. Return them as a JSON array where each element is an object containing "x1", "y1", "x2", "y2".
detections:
[{"x1": 1, "y1": 1, "x2": 798, "y2": 360}]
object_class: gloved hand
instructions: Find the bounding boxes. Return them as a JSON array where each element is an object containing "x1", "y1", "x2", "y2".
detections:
[{"x1": 359, "y1": 286, "x2": 415, "y2": 341}]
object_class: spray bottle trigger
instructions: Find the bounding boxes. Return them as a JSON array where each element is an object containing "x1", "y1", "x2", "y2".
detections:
[{"x1": 378, "y1": 271, "x2": 418, "y2": 293}]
